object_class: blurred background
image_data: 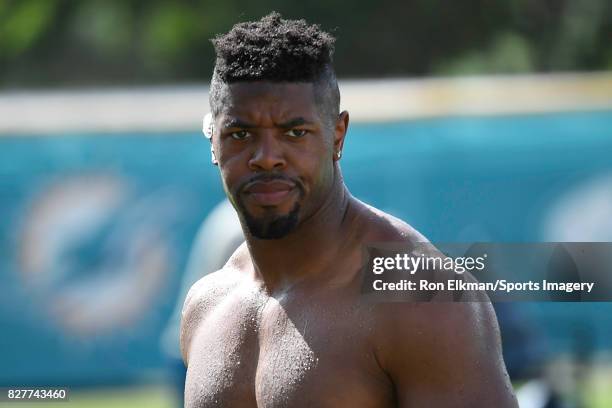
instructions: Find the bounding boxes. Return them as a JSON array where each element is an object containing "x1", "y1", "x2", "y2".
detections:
[{"x1": 1, "y1": 1, "x2": 612, "y2": 407}]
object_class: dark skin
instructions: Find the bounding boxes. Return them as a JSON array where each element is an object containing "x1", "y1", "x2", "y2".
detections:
[{"x1": 181, "y1": 81, "x2": 518, "y2": 407}]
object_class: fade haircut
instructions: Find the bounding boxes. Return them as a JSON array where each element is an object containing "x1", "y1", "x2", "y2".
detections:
[{"x1": 209, "y1": 12, "x2": 340, "y2": 125}]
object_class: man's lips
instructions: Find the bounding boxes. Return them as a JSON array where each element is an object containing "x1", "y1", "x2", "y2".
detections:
[{"x1": 243, "y1": 180, "x2": 296, "y2": 206}]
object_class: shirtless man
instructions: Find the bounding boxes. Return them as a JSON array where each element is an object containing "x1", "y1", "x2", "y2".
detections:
[{"x1": 181, "y1": 12, "x2": 518, "y2": 407}]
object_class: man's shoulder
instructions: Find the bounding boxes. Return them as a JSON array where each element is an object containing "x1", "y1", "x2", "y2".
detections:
[
  {"x1": 179, "y1": 269, "x2": 236, "y2": 362},
  {"x1": 360, "y1": 196, "x2": 495, "y2": 346},
  {"x1": 179, "y1": 243, "x2": 251, "y2": 363},
  {"x1": 184, "y1": 268, "x2": 241, "y2": 310},
  {"x1": 353, "y1": 199, "x2": 432, "y2": 246},
  {"x1": 182, "y1": 242, "x2": 250, "y2": 309}
]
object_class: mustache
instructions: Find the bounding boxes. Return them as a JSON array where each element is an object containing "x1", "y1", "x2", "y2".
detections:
[{"x1": 238, "y1": 173, "x2": 304, "y2": 194}]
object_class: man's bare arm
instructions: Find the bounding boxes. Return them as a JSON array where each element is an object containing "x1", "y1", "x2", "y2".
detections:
[{"x1": 374, "y1": 297, "x2": 518, "y2": 407}]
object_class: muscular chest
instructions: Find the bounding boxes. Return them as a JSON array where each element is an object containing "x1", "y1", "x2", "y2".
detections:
[{"x1": 184, "y1": 293, "x2": 390, "y2": 408}]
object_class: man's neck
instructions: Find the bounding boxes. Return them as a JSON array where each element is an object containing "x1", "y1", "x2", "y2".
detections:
[{"x1": 243, "y1": 175, "x2": 353, "y2": 293}]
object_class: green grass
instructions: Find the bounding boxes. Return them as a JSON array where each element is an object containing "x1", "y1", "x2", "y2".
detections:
[
  {"x1": 0, "y1": 385, "x2": 175, "y2": 408},
  {"x1": 2, "y1": 369, "x2": 611, "y2": 408},
  {"x1": 583, "y1": 365, "x2": 612, "y2": 408}
]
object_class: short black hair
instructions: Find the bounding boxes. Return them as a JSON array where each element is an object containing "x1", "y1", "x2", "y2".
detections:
[{"x1": 209, "y1": 12, "x2": 340, "y2": 123}]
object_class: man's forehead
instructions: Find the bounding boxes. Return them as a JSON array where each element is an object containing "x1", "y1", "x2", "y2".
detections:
[
  {"x1": 217, "y1": 81, "x2": 321, "y2": 122},
  {"x1": 220, "y1": 81, "x2": 317, "y2": 104}
]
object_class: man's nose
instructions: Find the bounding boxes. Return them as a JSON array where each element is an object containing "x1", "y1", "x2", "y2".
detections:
[{"x1": 248, "y1": 133, "x2": 286, "y2": 171}]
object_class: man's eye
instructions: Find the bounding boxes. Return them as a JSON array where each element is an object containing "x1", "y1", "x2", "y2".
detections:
[
  {"x1": 285, "y1": 129, "x2": 307, "y2": 138},
  {"x1": 230, "y1": 130, "x2": 250, "y2": 140}
]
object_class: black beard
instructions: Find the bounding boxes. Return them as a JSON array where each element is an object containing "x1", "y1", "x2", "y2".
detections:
[
  {"x1": 233, "y1": 173, "x2": 305, "y2": 239},
  {"x1": 238, "y1": 200, "x2": 301, "y2": 239}
]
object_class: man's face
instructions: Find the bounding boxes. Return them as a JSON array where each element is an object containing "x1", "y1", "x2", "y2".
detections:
[{"x1": 212, "y1": 81, "x2": 345, "y2": 239}]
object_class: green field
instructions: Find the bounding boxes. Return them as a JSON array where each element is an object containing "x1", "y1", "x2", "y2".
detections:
[
  {"x1": 2, "y1": 369, "x2": 611, "y2": 408},
  {"x1": 0, "y1": 385, "x2": 175, "y2": 408}
]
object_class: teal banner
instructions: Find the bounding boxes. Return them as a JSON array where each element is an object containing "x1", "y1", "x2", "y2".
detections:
[{"x1": 1, "y1": 110, "x2": 612, "y2": 385}]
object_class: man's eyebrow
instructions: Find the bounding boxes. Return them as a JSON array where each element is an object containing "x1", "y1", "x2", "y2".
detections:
[
  {"x1": 222, "y1": 117, "x2": 314, "y2": 129},
  {"x1": 277, "y1": 117, "x2": 312, "y2": 128},
  {"x1": 222, "y1": 118, "x2": 256, "y2": 128}
]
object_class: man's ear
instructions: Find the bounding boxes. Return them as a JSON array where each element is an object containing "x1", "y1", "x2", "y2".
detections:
[
  {"x1": 203, "y1": 112, "x2": 218, "y2": 165},
  {"x1": 203, "y1": 112, "x2": 214, "y2": 139},
  {"x1": 210, "y1": 145, "x2": 218, "y2": 165},
  {"x1": 333, "y1": 111, "x2": 349, "y2": 161}
]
